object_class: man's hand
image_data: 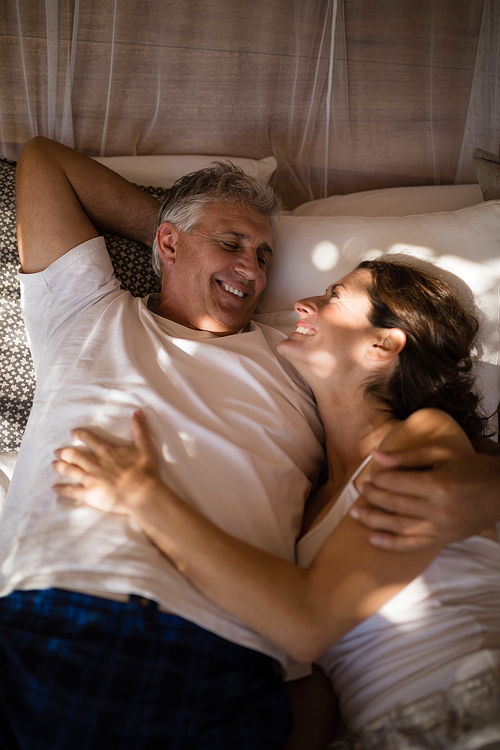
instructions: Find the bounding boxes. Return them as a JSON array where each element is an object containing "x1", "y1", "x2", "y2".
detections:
[{"x1": 351, "y1": 444, "x2": 500, "y2": 552}]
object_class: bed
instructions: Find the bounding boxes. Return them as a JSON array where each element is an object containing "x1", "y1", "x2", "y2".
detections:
[
  {"x1": 1, "y1": 0, "x2": 499, "y2": 495},
  {"x1": 0, "y1": 152, "x2": 499, "y2": 500}
]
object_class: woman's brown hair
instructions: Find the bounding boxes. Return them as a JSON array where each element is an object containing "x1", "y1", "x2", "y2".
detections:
[{"x1": 357, "y1": 259, "x2": 488, "y2": 439}]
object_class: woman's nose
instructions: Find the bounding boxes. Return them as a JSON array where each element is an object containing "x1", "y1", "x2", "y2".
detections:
[{"x1": 294, "y1": 297, "x2": 317, "y2": 315}]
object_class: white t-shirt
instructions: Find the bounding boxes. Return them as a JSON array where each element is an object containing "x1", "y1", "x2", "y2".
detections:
[
  {"x1": 298, "y1": 458, "x2": 500, "y2": 729},
  {"x1": 0, "y1": 237, "x2": 324, "y2": 665}
]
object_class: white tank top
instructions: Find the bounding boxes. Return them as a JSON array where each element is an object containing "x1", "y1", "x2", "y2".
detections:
[{"x1": 297, "y1": 458, "x2": 500, "y2": 730}]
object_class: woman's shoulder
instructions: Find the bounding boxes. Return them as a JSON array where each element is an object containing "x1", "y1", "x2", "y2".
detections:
[{"x1": 380, "y1": 408, "x2": 473, "y2": 455}]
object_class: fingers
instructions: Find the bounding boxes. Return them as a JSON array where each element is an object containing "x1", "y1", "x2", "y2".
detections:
[
  {"x1": 51, "y1": 412, "x2": 157, "y2": 509},
  {"x1": 52, "y1": 481, "x2": 85, "y2": 502},
  {"x1": 52, "y1": 457, "x2": 89, "y2": 484},
  {"x1": 53, "y1": 446, "x2": 97, "y2": 474},
  {"x1": 69, "y1": 414, "x2": 154, "y2": 468},
  {"x1": 371, "y1": 444, "x2": 453, "y2": 470},
  {"x1": 358, "y1": 477, "x2": 434, "y2": 518},
  {"x1": 354, "y1": 479, "x2": 462, "y2": 549},
  {"x1": 369, "y1": 450, "x2": 401, "y2": 469},
  {"x1": 52, "y1": 456, "x2": 94, "y2": 502},
  {"x1": 363, "y1": 471, "x2": 447, "y2": 505},
  {"x1": 358, "y1": 475, "x2": 452, "y2": 527},
  {"x1": 350, "y1": 503, "x2": 433, "y2": 536},
  {"x1": 367, "y1": 531, "x2": 437, "y2": 553},
  {"x1": 350, "y1": 503, "x2": 440, "y2": 552},
  {"x1": 70, "y1": 427, "x2": 116, "y2": 456},
  {"x1": 59, "y1": 413, "x2": 153, "y2": 462},
  {"x1": 52, "y1": 447, "x2": 93, "y2": 503},
  {"x1": 59, "y1": 425, "x2": 141, "y2": 476}
]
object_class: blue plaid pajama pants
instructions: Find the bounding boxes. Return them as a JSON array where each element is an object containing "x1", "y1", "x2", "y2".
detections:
[{"x1": 0, "y1": 588, "x2": 292, "y2": 749}]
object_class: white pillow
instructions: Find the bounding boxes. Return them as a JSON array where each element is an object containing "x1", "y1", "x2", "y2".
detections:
[
  {"x1": 256, "y1": 202, "x2": 500, "y2": 433},
  {"x1": 0, "y1": 451, "x2": 18, "y2": 514},
  {"x1": 292, "y1": 184, "x2": 484, "y2": 218},
  {"x1": 92, "y1": 154, "x2": 277, "y2": 187}
]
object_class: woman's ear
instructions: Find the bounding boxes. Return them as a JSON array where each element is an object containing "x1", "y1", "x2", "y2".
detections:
[
  {"x1": 368, "y1": 328, "x2": 406, "y2": 361},
  {"x1": 156, "y1": 222, "x2": 179, "y2": 267}
]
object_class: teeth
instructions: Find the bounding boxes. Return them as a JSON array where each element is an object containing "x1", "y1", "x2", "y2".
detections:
[
  {"x1": 296, "y1": 325, "x2": 315, "y2": 335},
  {"x1": 222, "y1": 283, "x2": 245, "y2": 298}
]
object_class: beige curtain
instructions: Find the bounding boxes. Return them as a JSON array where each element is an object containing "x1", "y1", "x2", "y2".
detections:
[
  {"x1": 0, "y1": 0, "x2": 496, "y2": 206},
  {"x1": 455, "y1": 0, "x2": 500, "y2": 183}
]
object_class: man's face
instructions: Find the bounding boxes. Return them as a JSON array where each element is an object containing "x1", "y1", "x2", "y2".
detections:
[{"x1": 156, "y1": 202, "x2": 273, "y2": 335}]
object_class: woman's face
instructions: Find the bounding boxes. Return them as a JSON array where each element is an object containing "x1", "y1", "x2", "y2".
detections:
[{"x1": 277, "y1": 268, "x2": 377, "y2": 380}]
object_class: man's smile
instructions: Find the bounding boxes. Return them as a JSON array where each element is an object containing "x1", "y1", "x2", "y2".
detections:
[{"x1": 217, "y1": 280, "x2": 248, "y2": 299}]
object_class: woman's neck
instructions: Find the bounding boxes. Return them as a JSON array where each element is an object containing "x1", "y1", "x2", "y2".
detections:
[
  {"x1": 300, "y1": 388, "x2": 397, "y2": 535},
  {"x1": 314, "y1": 386, "x2": 397, "y2": 496}
]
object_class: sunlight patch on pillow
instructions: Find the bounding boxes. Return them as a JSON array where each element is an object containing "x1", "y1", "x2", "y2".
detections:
[{"x1": 312, "y1": 241, "x2": 339, "y2": 271}]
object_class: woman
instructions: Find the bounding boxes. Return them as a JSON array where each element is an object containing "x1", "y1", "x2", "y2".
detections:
[{"x1": 53, "y1": 260, "x2": 500, "y2": 748}]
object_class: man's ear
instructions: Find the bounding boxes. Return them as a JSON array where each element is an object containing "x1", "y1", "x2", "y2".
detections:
[
  {"x1": 156, "y1": 222, "x2": 179, "y2": 267},
  {"x1": 368, "y1": 328, "x2": 406, "y2": 361}
]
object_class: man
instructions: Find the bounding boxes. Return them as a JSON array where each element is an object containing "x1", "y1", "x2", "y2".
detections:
[
  {"x1": 2, "y1": 136, "x2": 324, "y2": 749},
  {"x1": 2, "y1": 137, "x2": 500, "y2": 748}
]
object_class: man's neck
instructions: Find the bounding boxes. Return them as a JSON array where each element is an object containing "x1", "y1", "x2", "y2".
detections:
[{"x1": 146, "y1": 294, "x2": 245, "y2": 339}]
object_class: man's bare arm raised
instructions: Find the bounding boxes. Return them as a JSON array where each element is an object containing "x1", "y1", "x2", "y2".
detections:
[{"x1": 16, "y1": 136, "x2": 160, "y2": 273}]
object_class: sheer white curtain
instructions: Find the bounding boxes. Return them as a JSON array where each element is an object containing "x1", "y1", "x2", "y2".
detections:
[
  {"x1": 0, "y1": 0, "x2": 494, "y2": 205},
  {"x1": 455, "y1": 0, "x2": 500, "y2": 183}
]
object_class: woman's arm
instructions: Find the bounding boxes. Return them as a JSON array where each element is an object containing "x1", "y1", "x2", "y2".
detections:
[{"x1": 52, "y1": 409, "x2": 467, "y2": 663}]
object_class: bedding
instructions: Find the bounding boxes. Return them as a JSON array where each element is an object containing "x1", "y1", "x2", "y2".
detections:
[
  {"x1": 292, "y1": 184, "x2": 483, "y2": 217},
  {"x1": 0, "y1": 153, "x2": 498, "y2": 506},
  {"x1": 92, "y1": 155, "x2": 277, "y2": 187}
]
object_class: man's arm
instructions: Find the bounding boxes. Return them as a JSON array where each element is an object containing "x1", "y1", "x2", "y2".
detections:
[
  {"x1": 352, "y1": 443, "x2": 500, "y2": 552},
  {"x1": 16, "y1": 137, "x2": 160, "y2": 273}
]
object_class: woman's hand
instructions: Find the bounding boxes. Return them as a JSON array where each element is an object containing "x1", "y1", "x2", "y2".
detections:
[{"x1": 52, "y1": 410, "x2": 161, "y2": 516}]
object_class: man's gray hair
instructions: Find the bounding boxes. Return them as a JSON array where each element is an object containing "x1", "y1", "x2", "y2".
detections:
[{"x1": 151, "y1": 162, "x2": 282, "y2": 277}]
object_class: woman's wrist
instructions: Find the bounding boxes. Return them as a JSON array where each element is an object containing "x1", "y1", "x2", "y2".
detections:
[{"x1": 124, "y1": 474, "x2": 165, "y2": 520}]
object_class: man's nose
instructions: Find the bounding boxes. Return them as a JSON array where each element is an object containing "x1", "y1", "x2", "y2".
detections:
[{"x1": 234, "y1": 249, "x2": 260, "y2": 279}]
